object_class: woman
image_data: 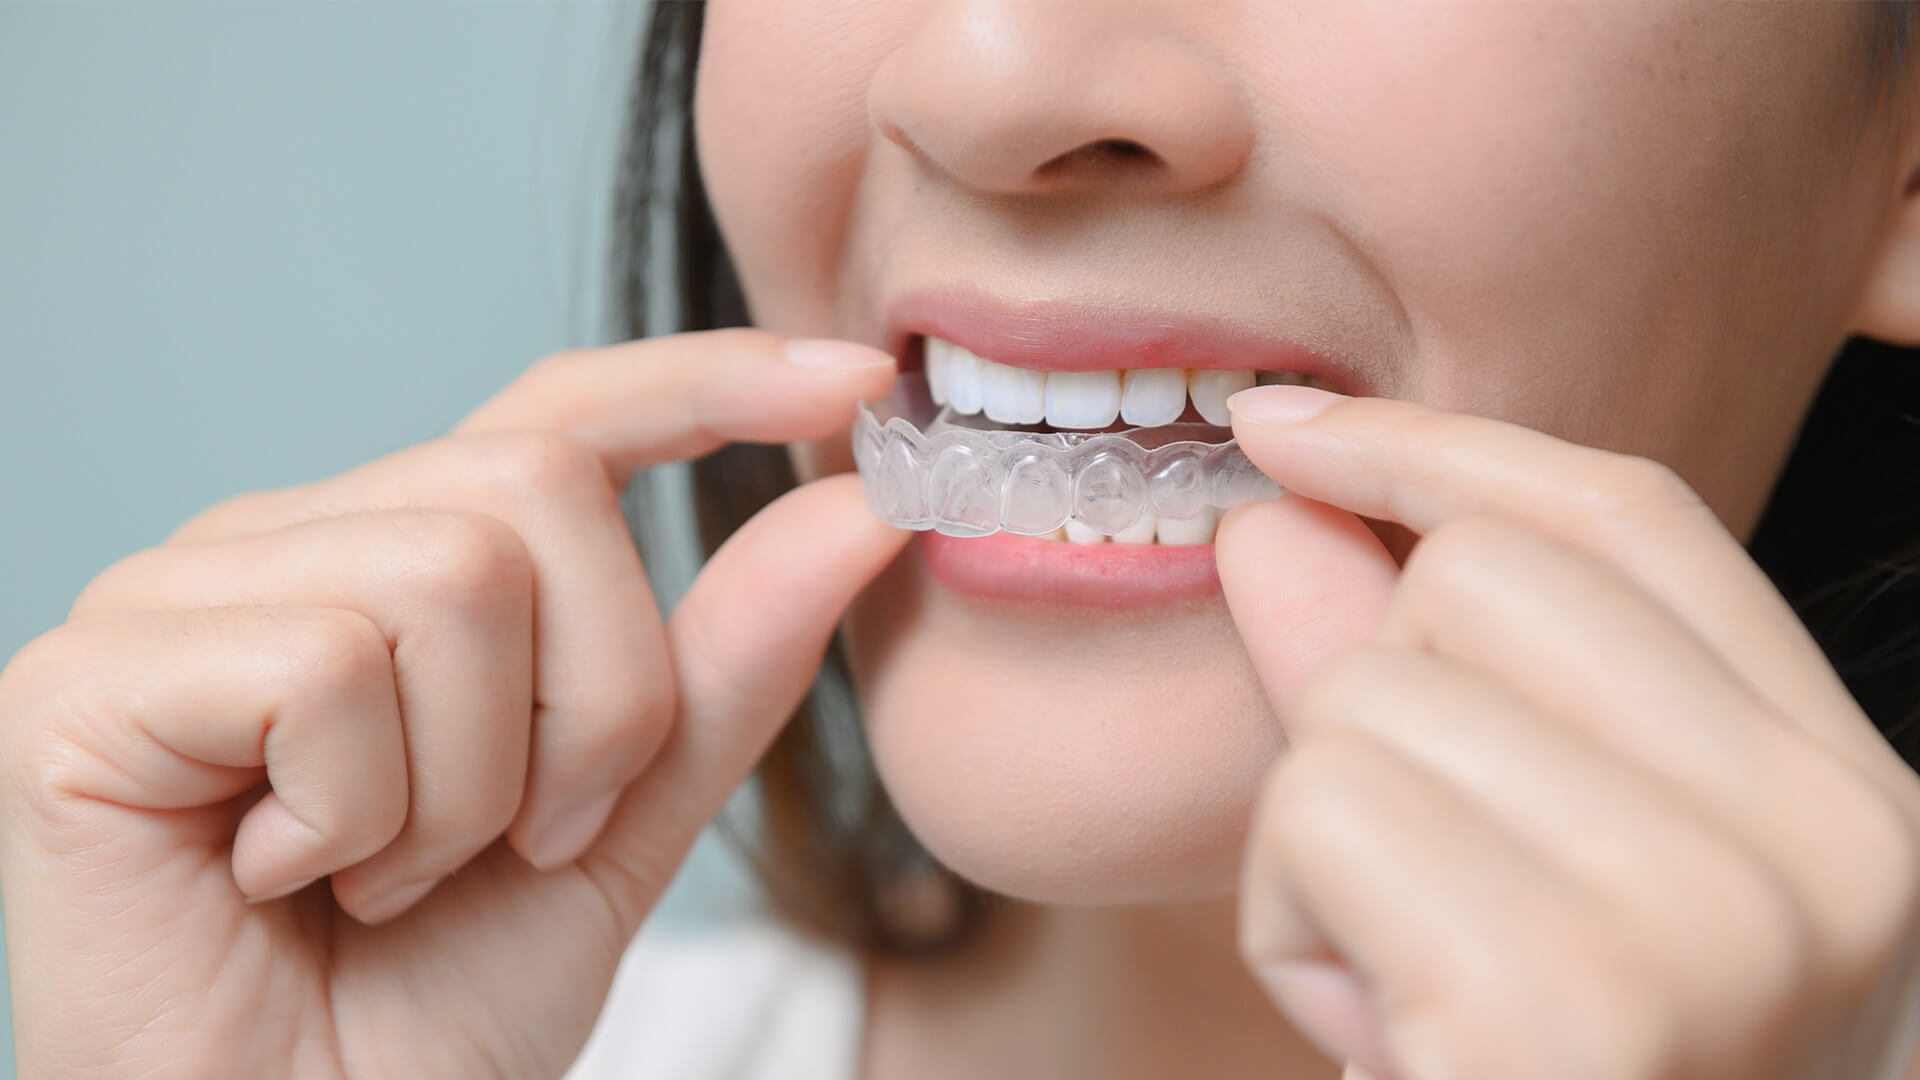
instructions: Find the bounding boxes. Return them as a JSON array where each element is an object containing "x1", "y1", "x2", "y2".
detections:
[{"x1": 5, "y1": 2, "x2": 1920, "y2": 1077}]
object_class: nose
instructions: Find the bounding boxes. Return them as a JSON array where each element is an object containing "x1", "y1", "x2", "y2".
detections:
[{"x1": 868, "y1": 1, "x2": 1254, "y2": 197}]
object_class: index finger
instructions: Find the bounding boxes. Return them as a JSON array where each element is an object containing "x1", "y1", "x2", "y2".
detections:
[
  {"x1": 456, "y1": 329, "x2": 896, "y2": 486},
  {"x1": 1225, "y1": 385, "x2": 1873, "y2": 749}
]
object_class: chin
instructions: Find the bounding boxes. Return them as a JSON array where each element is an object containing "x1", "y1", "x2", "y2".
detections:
[{"x1": 844, "y1": 542, "x2": 1286, "y2": 906}]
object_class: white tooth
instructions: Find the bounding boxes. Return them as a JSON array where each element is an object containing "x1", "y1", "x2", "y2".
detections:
[
  {"x1": 1044, "y1": 369, "x2": 1122, "y2": 429},
  {"x1": 1063, "y1": 518, "x2": 1108, "y2": 545},
  {"x1": 925, "y1": 338, "x2": 951, "y2": 405},
  {"x1": 1119, "y1": 368, "x2": 1187, "y2": 426},
  {"x1": 1155, "y1": 507, "x2": 1217, "y2": 545},
  {"x1": 1188, "y1": 369, "x2": 1255, "y2": 426},
  {"x1": 979, "y1": 357, "x2": 1047, "y2": 424},
  {"x1": 1111, "y1": 512, "x2": 1157, "y2": 545},
  {"x1": 944, "y1": 342, "x2": 985, "y2": 415}
]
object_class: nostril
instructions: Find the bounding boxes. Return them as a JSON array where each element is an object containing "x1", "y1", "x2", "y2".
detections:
[
  {"x1": 1036, "y1": 138, "x2": 1166, "y2": 179},
  {"x1": 1091, "y1": 138, "x2": 1155, "y2": 161}
]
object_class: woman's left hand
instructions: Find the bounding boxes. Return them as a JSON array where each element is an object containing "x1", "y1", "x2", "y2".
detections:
[{"x1": 1216, "y1": 385, "x2": 1920, "y2": 1080}]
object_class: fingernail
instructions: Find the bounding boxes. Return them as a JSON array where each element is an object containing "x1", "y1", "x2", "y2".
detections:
[
  {"x1": 784, "y1": 338, "x2": 895, "y2": 369},
  {"x1": 1251, "y1": 960, "x2": 1391, "y2": 1079},
  {"x1": 530, "y1": 791, "x2": 620, "y2": 871},
  {"x1": 245, "y1": 875, "x2": 318, "y2": 905},
  {"x1": 359, "y1": 878, "x2": 436, "y2": 925},
  {"x1": 1227, "y1": 384, "x2": 1346, "y2": 424}
]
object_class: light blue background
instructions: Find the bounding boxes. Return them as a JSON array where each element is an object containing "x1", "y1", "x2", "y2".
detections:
[{"x1": 0, "y1": 4, "x2": 757, "y2": 1075}]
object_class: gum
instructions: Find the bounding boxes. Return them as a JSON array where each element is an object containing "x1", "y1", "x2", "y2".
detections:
[{"x1": 851, "y1": 382, "x2": 1282, "y2": 538}]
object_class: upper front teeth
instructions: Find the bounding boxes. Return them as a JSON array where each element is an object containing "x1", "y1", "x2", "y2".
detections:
[{"x1": 924, "y1": 336, "x2": 1329, "y2": 429}]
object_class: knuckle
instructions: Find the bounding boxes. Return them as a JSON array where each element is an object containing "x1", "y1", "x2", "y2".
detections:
[
  {"x1": 1691, "y1": 857, "x2": 1814, "y2": 1006},
  {"x1": 410, "y1": 780, "x2": 523, "y2": 861},
  {"x1": 559, "y1": 669, "x2": 678, "y2": 771},
  {"x1": 1398, "y1": 516, "x2": 1515, "y2": 602},
  {"x1": 164, "y1": 488, "x2": 284, "y2": 544},
  {"x1": 0, "y1": 624, "x2": 120, "y2": 821},
  {"x1": 68, "y1": 546, "x2": 170, "y2": 614},
  {"x1": 381, "y1": 509, "x2": 534, "y2": 617},
  {"x1": 1553, "y1": 940, "x2": 1678, "y2": 1078},
  {"x1": 1576, "y1": 454, "x2": 1706, "y2": 527},
  {"x1": 1401, "y1": 937, "x2": 1670, "y2": 1080},
  {"x1": 1258, "y1": 731, "x2": 1393, "y2": 863},
  {"x1": 273, "y1": 608, "x2": 395, "y2": 706},
  {"x1": 0, "y1": 621, "x2": 80, "y2": 706},
  {"x1": 0, "y1": 626, "x2": 73, "y2": 756},
  {"x1": 1796, "y1": 760, "x2": 1920, "y2": 985},
  {"x1": 476, "y1": 429, "x2": 615, "y2": 512}
]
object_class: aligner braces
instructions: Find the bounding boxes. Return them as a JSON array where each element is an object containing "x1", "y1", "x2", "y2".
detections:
[{"x1": 852, "y1": 375, "x2": 1282, "y2": 538}]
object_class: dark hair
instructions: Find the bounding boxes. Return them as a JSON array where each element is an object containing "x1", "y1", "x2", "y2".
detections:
[{"x1": 613, "y1": 1, "x2": 1920, "y2": 954}]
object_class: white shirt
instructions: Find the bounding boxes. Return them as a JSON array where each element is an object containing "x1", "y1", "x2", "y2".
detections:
[{"x1": 562, "y1": 911, "x2": 866, "y2": 1080}]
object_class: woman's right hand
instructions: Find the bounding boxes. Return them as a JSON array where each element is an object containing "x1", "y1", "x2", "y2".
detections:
[{"x1": 0, "y1": 330, "x2": 907, "y2": 1080}]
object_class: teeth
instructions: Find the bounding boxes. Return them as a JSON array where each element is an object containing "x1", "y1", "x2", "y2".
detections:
[
  {"x1": 1111, "y1": 512, "x2": 1157, "y2": 545},
  {"x1": 1039, "y1": 508, "x2": 1222, "y2": 545},
  {"x1": 1063, "y1": 518, "x2": 1107, "y2": 545},
  {"x1": 925, "y1": 337, "x2": 951, "y2": 405},
  {"x1": 1154, "y1": 507, "x2": 1217, "y2": 545},
  {"x1": 1119, "y1": 367, "x2": 1186, "y2": 426},
  {"x1": 942, "y1": 340, "x2": 984, "y2": 415},
  {"x1": 922, "y1": 336, "x2": 1338, "y2": 430},
  {"x1": 1187, "y1": 369, "x2": 1255, "y2": 426},
  {"x1": 979, "y1": 359, "x2": 1047, "y2": 424},
  {"x1": 1044, "y1": 369, "x2": 1122, "y2": 429}
]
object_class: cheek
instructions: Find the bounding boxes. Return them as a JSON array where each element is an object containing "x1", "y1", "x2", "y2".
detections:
[
  {"x1": 1251, "y1": 4, "x2": 1859, "y2": 524},
  {"x1": 843, "y1": 553, "x2": 1283, "y2": 904},
  {"x1": 696, "y1": 0, "x2": 896, "y2": 337}
]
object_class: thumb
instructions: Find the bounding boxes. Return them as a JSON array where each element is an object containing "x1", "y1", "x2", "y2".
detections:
[
  {"x1": 582, "y1": 472, "x2": 909, "y2": 929},
  {"x1": 1214, "y1": 492, "x2": 1399, "y2": 709}
]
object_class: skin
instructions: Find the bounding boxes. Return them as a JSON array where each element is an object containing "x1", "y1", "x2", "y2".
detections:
[
  {"x1": 3, "y1": 3, "x2": 1920, "y2": 1080},
  {"x1": 697, "y1": 0, "x2": 1920, "y2": 1077}
]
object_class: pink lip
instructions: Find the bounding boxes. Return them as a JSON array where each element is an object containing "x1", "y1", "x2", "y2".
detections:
[
  {"x1": 877, "y1": 283, "x2": 1362, "y2": 608},
  {"x1": 881, "y1": 283, "x2": 1373, "y2": 397},
  {"x1": 917, "y1": 530, "x2": 1223, "y2": 609}
]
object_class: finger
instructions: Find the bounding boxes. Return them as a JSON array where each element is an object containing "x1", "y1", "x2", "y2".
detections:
[
  {"x1": 454, "y1": 329, "x2": 896, "y2": 487},
  {"x1": 574, "y1": 474, "x2": 911, "y2": 935},
  {"x1": 70, "y1": 509, "x2": 536, "y2": 922},
  {"x1": 1369, "y1": 517, "x2": 1915, "y2": 964},
  {"x1": 1241, "y1": 730, "x2": 1591, "y2": 1080},
  {"x1": 1256, "y1": 666, "x2": 1818, "y2": 1079},
  {"x1": 166, "y1": 331, "x2": 894, "y2": 545},
  {"x1": 1227, "y1": 387, "x2": 1871, "y2": 749},
  {"x1": 3, "y1": 606, "x2": 408, "y2": 904},
  {"x1": 1214, "y1": 492, "x2": 1400, "y2": 709},
  {"x1": 1287, "y1": 646, "x2": 1816, "y2": 986},
  {"x1": 120, "y1": 431, "x2": 683, "y2": 870}
]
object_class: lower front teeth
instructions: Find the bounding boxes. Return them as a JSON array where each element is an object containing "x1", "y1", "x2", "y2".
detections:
[{"x1": 1056, "y1": 507, "x2": 1219, "y2": 545}]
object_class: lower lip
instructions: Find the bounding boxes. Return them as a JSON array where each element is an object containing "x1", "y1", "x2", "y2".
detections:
[{"x1": 917, "y1": 530, "x2": 1221, "y2": 609}]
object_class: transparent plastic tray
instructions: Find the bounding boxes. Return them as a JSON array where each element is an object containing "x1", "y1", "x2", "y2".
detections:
[{"x1": 851, "y1": 374, "x2": 1281, "y2": 538}]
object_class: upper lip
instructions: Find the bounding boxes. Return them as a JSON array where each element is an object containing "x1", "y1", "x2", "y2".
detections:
[{"x1": 881, "y1": 284, "x2": 1378, "y2": 398}]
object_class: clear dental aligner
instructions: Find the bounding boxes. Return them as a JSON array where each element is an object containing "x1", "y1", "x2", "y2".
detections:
[{"x1": 852, "y1": 374, "x2": 1282, "y2": 539}]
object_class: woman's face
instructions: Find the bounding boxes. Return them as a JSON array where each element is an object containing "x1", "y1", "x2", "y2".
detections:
[{"x1": 695, "y1": 1, "x2": 1909, "y2": 904}]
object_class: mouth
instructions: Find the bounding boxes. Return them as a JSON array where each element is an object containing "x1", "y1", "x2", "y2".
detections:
[
  {"x1": 867, "y1": 287, "x2": 1371, "y2": 608},
  {"x1": 912, "y1": 332, "x2": 1340, "y2": 545}
]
